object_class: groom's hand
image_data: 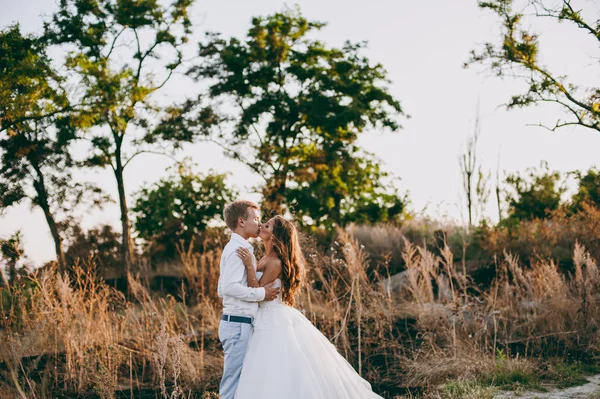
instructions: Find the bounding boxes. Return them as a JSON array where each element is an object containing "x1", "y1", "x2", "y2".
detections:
[{"x1": 263, "y1": 282, "x2": 280, "y2": 301}]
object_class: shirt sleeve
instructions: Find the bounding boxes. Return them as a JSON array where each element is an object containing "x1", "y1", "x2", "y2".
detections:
[{"x1": 220, "y1": 250, "x2": 266, "y2": 302}]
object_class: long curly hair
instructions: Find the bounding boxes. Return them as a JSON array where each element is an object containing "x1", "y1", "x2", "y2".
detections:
[{"x1": 271, "y1": 215, "x2": 306, "y2": 306}]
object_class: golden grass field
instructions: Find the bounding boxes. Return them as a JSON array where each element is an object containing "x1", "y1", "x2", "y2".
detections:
[{"x1": 1, "y1": 216, "x2": 600, "y2": 398}]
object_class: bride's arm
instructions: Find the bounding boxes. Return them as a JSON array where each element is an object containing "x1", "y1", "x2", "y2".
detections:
[
  {"x1": 236, "y1": 247, "x2": 260, "y2": 288},
  {"x1": 236, "y1": 248, "x2": 282, "y2": 288}
]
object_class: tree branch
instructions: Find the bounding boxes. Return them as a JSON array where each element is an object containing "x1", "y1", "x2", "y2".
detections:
[
  {"x1": 106, "y1": 27, "x2": 127, "y2": 59},
  {"x1": 531, "y1": 0, "x2": 600, "y2": 43},
  {"x1": 123, "y1": 150, "x2": 178, "y2": 169},
  {"x1": 153, "y1": 68, "x2": 174, "y2": 92},
  {"x1": 237, "y1": 100, "x2": 265, "y2": 148},
  {"x1": 535, "y1": 96, "x2": 600, "y2": 132}
]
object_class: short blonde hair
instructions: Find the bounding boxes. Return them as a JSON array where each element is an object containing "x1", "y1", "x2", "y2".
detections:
[{"x1": 223, "y1": 200, "x2": 260, "y2": 230}]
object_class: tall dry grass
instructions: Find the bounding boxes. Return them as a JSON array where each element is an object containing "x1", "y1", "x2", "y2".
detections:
[
  {"x1": 1, "y1": 222, "x2": 600, "y2": 397},
  {"x1": 0, "y1": 256, "x2": 223, "y2": 398},
  {"x1": 396, "y1": 241, "x2": 600, "y2": 388}
]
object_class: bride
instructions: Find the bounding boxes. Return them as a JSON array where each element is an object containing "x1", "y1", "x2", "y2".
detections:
[{"x1": 234, "y1": 215, "x2": 383, "y2": 399}]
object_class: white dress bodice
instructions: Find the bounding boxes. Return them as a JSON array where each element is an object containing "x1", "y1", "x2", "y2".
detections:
[{"x1": 258, "y1": 278, "x2": 283, "y2": 309}]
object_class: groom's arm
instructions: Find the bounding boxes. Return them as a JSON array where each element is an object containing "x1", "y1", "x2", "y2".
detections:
[{"x1": 221, "y1": 251, "x2": 266, "y2": 302}]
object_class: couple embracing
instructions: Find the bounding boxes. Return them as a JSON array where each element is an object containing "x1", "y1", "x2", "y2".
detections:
[{"x1": 217, "y1": 200, "x2": 382, "y2": 398}]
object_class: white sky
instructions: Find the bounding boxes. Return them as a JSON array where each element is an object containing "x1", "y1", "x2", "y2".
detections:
[{"x1": 1, "y1": 0, "x2": 599, "y2": 265}]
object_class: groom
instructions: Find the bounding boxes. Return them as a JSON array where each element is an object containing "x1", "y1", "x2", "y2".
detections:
[{"x1": 218, "y1": 200, "x2": 280, "y2": 399}]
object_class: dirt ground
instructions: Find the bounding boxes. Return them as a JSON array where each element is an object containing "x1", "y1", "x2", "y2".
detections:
[{"x1": 496, "y1": 374, "x2": 600, "y2": 399}]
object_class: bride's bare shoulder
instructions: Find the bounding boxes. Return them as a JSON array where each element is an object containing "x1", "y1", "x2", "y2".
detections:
[
  {"x1": 263, "y1": 256, "x2": 282, "y2": 272},
  {"x1": 258, "y1": 256, "x2": 283, "y2": 287}
]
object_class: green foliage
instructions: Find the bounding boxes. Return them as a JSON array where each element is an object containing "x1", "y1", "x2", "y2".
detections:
[
  {"x1": 503, "y1": 162, "x2": 566, "y2": 225},
  {"x1": 287, "y1": 151, "x2": 406, "y2": 228},
  {"x1": 468, "y1": 0, "x2": 600, "y2": 133},
  {"x1": 176, "y1": 7, "x2": 405, "y2": 227},
  {"x1": 42, "y1": 0, "x2": 196, "y2": 268},
  {"x1": 0, "y1": 25, "x2": 72, "y2": 211},
  {"x1": 42, "y1": 0, "x2": 195, "y2": 153},
  {"x1": 571, "y1": 168, "x2": 600, "y2": 211},
  {"x1": 0, "y1": 24, "x2": 68, "y2": 132},
  {"x1": 132, "y1": 164, "x2": 237, "y2": 260},
  {"x1": 0, "y1": 25, "x2": 107, "y2": 269}
]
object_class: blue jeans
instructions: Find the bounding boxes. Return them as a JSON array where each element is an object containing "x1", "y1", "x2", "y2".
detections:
[{"x1": 219, "y1": 319, "x2": 253, "y2": 399}]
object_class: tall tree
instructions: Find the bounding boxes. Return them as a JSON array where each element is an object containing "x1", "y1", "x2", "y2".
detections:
[
  {"x1": 467, "y1": 0, "x2": 600, "y2": 133},
  {"x1": 43, "y1": 0, "x2": 195, "y2": 272},
  {"x1": 132, "y1": 164, "x2": 237, "y2": 260},
  {"x1": 171, "y1": 8, "x2": 405, "y2": 225},
  {"x1": 0, "y1": 25, "x2": 102, "y2": 271}
]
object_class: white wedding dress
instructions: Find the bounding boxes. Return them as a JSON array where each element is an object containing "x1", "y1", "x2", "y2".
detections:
[{"x1": 234, "y1": 278, "x2": 383, "y2": 399}]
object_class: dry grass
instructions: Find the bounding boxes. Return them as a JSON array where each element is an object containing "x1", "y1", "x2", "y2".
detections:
[
  {"x1": 1, "y1": 220, "x2": 600, "y2": 398},
  {"x1": 0, "y1": 257, "x2": 223, "y2": 398}
]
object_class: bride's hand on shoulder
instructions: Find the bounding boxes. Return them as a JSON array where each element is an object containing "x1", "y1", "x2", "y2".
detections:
[{"x1": 236, "y1": 247, "x2": 253, "y2": 269}]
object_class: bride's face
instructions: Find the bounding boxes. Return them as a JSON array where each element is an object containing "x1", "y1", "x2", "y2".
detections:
[{"x1": 258, "y1": 217, "x2": 275, "y2": 241}]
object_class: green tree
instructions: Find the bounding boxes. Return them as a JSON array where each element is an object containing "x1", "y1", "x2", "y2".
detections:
[
  {"x1": 287, "y1": 151, "x2": 405, "y2": 228},
  {"x1": 43, "y1": 0, "x2": 195, "y2": 273},
  {"x1": 0, "y1": 25, "x2": 69, "y2": 131},
  {"x1": 571, "y1": 168, "x2": 600, "y2": 210},
  {"x1": 503, "y1": 161, "x2": 566, "y2": 225},
  {"x1": 467, "y1": 0, "x2": 600, "y2": 133},
  {"x1": 0, "y1": 25, "x2": 105, "y2": 271},
  {"x1": 170, "y1": 8, "x2": 405, "y2": 226},
  {"x1": 132, "y1": 164, "x2": 237, "y2": 260}
]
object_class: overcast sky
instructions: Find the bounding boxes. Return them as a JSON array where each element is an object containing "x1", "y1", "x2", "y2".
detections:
[{"x1": 1, "y1": 0, "x2": 599, "y2": 265}]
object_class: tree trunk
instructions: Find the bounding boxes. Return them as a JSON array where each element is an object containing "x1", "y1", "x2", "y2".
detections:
[
  {"x1": 496, "y1": 184, "x2": 502, "y2": 222},
  {"x1": 0, "y1": 267, "x2": 9, "y2": 288},
  {"x1": 467, "y1": 171, "x2": 473, "y2": 227},
  {"x1": 31, "y1": 162, "x2": 67, "y2": 272},
  {"x1": 114, "y1": 142, "x2": 134, "y2": 274}
]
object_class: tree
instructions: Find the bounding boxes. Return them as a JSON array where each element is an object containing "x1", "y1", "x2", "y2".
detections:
[
  {"x1": 173, "y1": 8, "x2": 405, "y2": 225},
  {"x1": 467, "y1": 0, "x2": 600, "y2": 133},
  {"x1": 571, "y1": 168, "x2": 600, "y2": 210},
  {"x1": 132, "y1": 164, "x2": 237, "y2": 260},
  {"x1": 0, "y1": 25, "x2": 69, "y2": 131},
  {"x1": 43, "y1": 0, "x2": 195, "y2": 273},
  {"x1": 0, "y1": 231, "x2": 28, "y2": 286},
  {"x1": 0, "y1": 25, "x2": 105, "y2": 271},
  {"x1": 503, "y1": 161, "x2": 566, "y2": 225},
  {"x1": 287, "y1": 151, "x2": 405, "y2": 228},
  {"x1": 63, "y1": 224, "x2": 122, "y2": 274}
]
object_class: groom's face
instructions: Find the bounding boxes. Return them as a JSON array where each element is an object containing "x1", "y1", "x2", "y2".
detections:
[{"x1": 240, "y1": 207, "x2": 261, "y2": 238}]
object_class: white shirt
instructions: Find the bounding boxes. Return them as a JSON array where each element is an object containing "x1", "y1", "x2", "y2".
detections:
[{"x1": 217, "y1": 232, "x2": 266, "y2": 317}]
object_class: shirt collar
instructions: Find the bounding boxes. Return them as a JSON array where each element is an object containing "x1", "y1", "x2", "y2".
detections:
[{"x1": 231, "y1": 232, "x2": 254, "y2": 251}]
